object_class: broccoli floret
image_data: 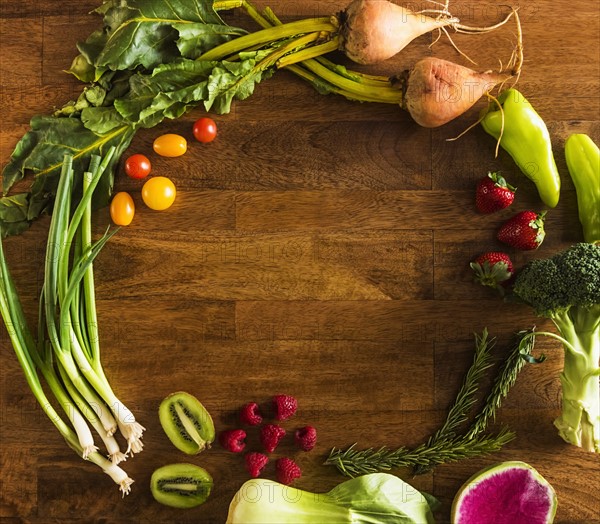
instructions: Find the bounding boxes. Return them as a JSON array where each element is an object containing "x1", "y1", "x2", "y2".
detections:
[
  {"x1": 512, "y1": 243, "x2": 600, "y2": 453},
  {"x1": 514, "y1": 242, "x2": 600, "y2": 316}
]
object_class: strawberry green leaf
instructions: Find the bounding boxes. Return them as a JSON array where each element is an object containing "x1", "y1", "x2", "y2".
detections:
[
  {"x1": 488, "y1": 171, "x2": 516, "y2": 192},
  {"x1": 470, "y1": 260, "x2": 512, "y2": 295}
]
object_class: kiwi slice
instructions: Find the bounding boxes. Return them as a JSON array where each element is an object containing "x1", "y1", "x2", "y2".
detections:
[
  {"x1": 150, "y1": 463, "x2": 213, "y2": 508},
  {"x1": 159, "y1": 391, "x2": 215, "y2": 454}
]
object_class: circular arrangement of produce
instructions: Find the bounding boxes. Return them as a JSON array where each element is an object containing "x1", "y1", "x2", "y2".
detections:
[{"x1": 0, "y1": 0, "x2": 598, "y2": 522}]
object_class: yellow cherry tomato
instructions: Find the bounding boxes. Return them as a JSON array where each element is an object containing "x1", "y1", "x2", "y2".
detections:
[
  {"x1": 142, "y1": 177, "x2": 176, "y2": 211},
  {"x1": 153, "y1": 133, "x2": 187, "y2": 157},
  {"x1": 110, "y1": 192, "x2": 135, "y2": 226}
]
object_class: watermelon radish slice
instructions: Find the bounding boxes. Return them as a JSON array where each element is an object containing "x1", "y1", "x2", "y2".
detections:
[{"x1": 451, "y1": 461, "x2": 557, "y2": 524}]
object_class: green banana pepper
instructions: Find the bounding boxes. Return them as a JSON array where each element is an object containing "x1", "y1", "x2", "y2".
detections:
[
  {"x1": 565, "y1": 133, "x2": 600, "y2": 243},
  {"x1": 480, "y1": 88, "x2": 561, "y2": 208}
]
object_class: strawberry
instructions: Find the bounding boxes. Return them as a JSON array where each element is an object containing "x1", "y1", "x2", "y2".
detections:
[
  {"x1": 219, "y1": 429, "x2": 247, "y2": 453},
  {"x1": 272, "y1": 394, "x2": 297, "y2": 421},
  {"x1": 294, "y1": 426, "x2": 318, "y2": 451},
  {"x1": 497, "y1": 211, "x2": 546, "y2": 250},
  {"x1": 244, "y1": 452, "x2": 269, "y2": 478},
  {"x1": 470, "y1": 252, "x2": 514, "y2": 293},
  {"x1": 275, "y1": 457, "x2": 302, "y2": 485},
  {"x1": 475, "y1": 172, "x2": 516, "y2": 213},
  {"x1": 260, "y1": 424, "x2": 286, "y2": 453},
  {"x1": 240, "y1": 402, "x2": 263, "y2": 426}
]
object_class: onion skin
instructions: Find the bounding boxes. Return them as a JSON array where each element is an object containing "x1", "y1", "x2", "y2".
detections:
[
  {"x1": 399, "y1": 57, "x2": 510, "y2": 128},
  {"x1": 342, "y1": 0, "x2": 455, "y2": 65}
]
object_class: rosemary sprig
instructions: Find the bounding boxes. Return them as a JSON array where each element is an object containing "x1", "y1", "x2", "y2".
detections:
[
  {"x1": 465, "y1": 328, "x2": 536, "y2": 439},
  {"x1": 426, "y1": 329, "x2": 495, "y2": 444},
  {"x1": 326, "y1": 428, "x2": 516, "y2": 478},
  {"x1": 325, "y1": 328, "x2": 536, "y2": 477},
  {"x1": 410, "y1": 329, "x2": 495, "y2": 475}
]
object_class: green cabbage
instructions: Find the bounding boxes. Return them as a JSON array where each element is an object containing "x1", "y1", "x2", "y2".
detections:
[{"x1": 226, "y1": 473, "x2": 437, "y2": 523}]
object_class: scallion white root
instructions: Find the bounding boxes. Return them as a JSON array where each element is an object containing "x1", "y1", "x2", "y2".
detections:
[
  {"x1": 118, "y1": 417, "x2": 146, "y2": 455},
  {"x1": 97, "y1": 458, "x2": 135, "y2": 497}
]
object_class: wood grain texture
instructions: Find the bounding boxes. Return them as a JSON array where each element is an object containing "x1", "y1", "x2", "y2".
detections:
[{"x1": 1, "y1": 0, "x2": 599, "y2": 522}]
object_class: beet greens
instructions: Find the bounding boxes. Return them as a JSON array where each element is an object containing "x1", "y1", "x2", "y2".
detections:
[{"x1": 1, "y1": 0, "x2": 516, "y2": 235}]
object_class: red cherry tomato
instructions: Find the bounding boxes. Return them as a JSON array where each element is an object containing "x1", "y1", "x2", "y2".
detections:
[
  {"x1": 124, "y1": 154, "x2": 152, "y2": 179},
  {"x1": 193, "y1": 117, "x2": 218, "y2": 143}
]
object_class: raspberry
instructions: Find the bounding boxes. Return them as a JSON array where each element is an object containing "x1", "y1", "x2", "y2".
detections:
[
  {"x1": 294, "y1": 426, "x2": 317, "y2": 451},
  {"x1": 219, "y1": 429, "x2": 246, "y2": 453},
  {"x1": 240, "y1": 402, "x2": 263, "y2": 426},
  {"x1": 272, "y1": 394, "x2": 297, "y2": 421},
  {"x1": 260, "y1": 424, "x2": 286, "y2": 453},
  {"x1": 244, "y1": 452, "x2": 269, "y2": 478},
  {"x1": 276, "y1": 457, "x2": 302, "y2": 485}
]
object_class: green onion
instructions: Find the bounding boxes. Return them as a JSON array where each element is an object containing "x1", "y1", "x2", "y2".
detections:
[{"x1": 0, "y1": 149, "x2": 140, "y2": 494}]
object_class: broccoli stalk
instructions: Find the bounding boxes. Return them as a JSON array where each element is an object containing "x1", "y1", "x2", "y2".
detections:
[
  {"x1": 513, "y1": 243, "x2": 600, "y2": 452},
  {"x1": 553, "y1": 308, "x2": 600, "y2": 451}
]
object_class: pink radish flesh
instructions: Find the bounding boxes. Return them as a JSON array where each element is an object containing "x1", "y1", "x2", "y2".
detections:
[{"x1": 453, "y1": 464, "x2": 557, "y2": 524}]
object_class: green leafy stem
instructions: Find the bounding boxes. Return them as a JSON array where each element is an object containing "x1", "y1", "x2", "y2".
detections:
[{"x1": 224, "y1": 1, "x2": 401, "y2": 103}]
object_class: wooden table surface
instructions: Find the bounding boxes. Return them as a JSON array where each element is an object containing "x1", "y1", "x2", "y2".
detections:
[{"x1": 1, "y1": 0, "x2": 598, "y2": 522}]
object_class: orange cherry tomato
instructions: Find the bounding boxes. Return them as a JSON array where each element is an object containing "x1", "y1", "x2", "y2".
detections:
[
  {"x1": 153, "y1": 134, "x2": 187, "y2": 157},
  {"x1": 142, "y1": 177, "x2": 176, "y2": 211},
  {"x1": 125, "y1": 154, "x2": 152, "y2": 179},
  {"x1": 193, "y1": 117, "x2": 218, "y2": 143},
  {"x1": 110, "y1": 192, "x2": 135, "y2": 226}
]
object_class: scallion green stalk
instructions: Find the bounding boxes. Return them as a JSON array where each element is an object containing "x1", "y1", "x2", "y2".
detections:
[
  {"x1": 57, "y1": 358, "x2": 126, "y2": 464},
  {"x1": 0, "y1": 150, "x2": 138, "y2": 494},
  {"x1": 1, "y1": 237, "x2": 133, "y2": 493},
  {"x1": 40, "y1": 151, "x2": 144, "y2": 454}
]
